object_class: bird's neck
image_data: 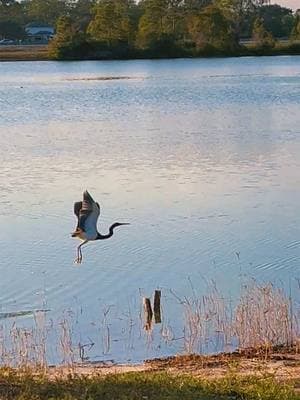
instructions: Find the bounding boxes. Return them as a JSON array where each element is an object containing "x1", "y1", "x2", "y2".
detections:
[{"x1": 96, "y1": 224, "x2": 117, "y2": 240}]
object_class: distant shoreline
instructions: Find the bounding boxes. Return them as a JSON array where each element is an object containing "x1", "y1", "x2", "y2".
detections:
[{"x1": 0, "y1": 43, "x2": 300, "y2": 62}]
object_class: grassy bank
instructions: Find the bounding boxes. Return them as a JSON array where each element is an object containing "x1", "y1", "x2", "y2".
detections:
[
  {"x1": 0, "y1": 368, "x2": 299, "y2": 400},
  {"x1": 1, "y1": 345, "x2": 300, "y2": 399}
]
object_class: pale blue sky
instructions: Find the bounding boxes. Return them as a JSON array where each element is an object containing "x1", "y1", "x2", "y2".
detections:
[{"x1": 275, "y1": 0, "x2": 299, "y2": 10}]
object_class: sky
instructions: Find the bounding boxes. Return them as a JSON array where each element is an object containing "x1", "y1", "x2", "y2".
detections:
[
  {"x1": 13, "y1": 0, "x2": 299, "y2": 11},
  {"x1": 274, "y1": 0, "x2": 299, "y2": 10}
]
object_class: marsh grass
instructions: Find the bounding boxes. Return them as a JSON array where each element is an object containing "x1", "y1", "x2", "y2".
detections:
[
  {"x1": 0, "y1": 45, "x2": 48, "y2": 61},
  {"x1": 235, "y1": 282, "x2": 294, "y2": 350},
  {"x1": 170, "y1": 281, "x2": 234, "y2": 354},
  {"x1": 171, "y1": 279, "x2": 299, "y2": 357}
]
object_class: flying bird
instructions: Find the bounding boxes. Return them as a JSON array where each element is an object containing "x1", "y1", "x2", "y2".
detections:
[{"x1": 71, "y1": 190, "x2": 129, "y2": 264}]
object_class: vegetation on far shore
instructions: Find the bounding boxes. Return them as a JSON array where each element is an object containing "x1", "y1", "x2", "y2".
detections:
[
  {"x1": 1, "y1": 0, "x2": 300, "y2": 60},
  {"x1": 1, "y1": 40, "x2": 300, "y2": 62},
  {"x1": 48, "y1": 1, "x2": 300, "y2": 60}
]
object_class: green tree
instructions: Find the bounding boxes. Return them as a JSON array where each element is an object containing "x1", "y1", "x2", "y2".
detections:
[
  {"x1": 48, "y1": 15, "x2": 79, "y2": 58},
  {"x1": 214, "y1": 0, "x2": 255, "y2": 40},
  {"x1": 258, "y1": 5, "x2": 294, "y2": 37},
  {"x1": 24, "y1": 0, "x2": 68, "y2": 26},
  {"x1": 136, "y1": 0, "x2": 176, "y2": 49},
  {"x1": 0, "y1": 0, "x2": 25, "y2": 24},
  {"x1": 166, "y1": 0, "x2": 185, "y2": 36},
  {"x1": 87, "y1": 0, "x2": 134, "y2": 46},
  {"x1": 187, "y1": 4, "x2": 238, "y2": 51},
  {"x1": 68, "y1": 0, "x2": 96, "y2": 31},
  {"x1": 252, "y1": 16, "x2": 275, "y2": 47},
  {"x1": 290, "y1": 15, "x2": 300, "y2": 41},
  {"x1": 0, "y1": 20, "x2": 25, "y2": 39},
  {"x1": 183, "y1": 0, "x2": 212, "y2": 14}
]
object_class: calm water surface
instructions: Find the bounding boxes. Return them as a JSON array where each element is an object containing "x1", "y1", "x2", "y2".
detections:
[{"x1": 0, "y1": 57, "x2": 299, "y2": 362}]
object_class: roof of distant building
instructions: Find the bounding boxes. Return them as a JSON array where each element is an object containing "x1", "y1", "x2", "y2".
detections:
[
  {"x1": 26, "y1": 23, "x2": 54, "y2": 28},
  {"x1": 32, "y1": 30, "x2": 54, "y2": 35}
]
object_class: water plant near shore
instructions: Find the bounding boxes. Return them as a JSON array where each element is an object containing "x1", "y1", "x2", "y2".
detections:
[{"x1": 0, "y1": 279, "x2": 299, "y2": 369}]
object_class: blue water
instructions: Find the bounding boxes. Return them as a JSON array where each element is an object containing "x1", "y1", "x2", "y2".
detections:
[{"x1": 0, "y1": 57, "x2": 299, "y2": 363}]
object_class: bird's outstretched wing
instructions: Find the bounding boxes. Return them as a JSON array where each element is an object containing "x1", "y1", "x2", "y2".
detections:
[{"x1": 73, "y1": 191, "x2": 100, "y2": 233}]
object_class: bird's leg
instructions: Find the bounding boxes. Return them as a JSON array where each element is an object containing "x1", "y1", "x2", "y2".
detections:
[
  {"x1": 75, "y1": 244, "x2": 83, "y2": 264},
  {"x1": 74, "y1": 240, "x2": 88, "y2": 264},
  {"x1": 78, "y1": 243, "x2": 84, "y2": 263},
  {"x1": 74, "y1": 246, "x2": 80, "y2": 264}
]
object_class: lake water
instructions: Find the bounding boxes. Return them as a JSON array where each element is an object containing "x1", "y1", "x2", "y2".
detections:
[{"x1": 0, "y1": 57, "x2": 299, "y2": 364}]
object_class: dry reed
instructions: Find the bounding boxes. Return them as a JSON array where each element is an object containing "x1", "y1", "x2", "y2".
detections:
[{"x1": 234, "y1": 281, "x2": 296, "y2": 349}]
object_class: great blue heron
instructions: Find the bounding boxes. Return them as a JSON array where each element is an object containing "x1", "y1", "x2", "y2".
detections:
[{"x1": 72, "y1": 190, "x2": 129, "y2": 264}]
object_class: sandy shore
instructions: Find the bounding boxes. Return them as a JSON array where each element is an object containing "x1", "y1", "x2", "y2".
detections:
[{"x1": 46, "y1": 346, "x2": 300, "y2": 385}]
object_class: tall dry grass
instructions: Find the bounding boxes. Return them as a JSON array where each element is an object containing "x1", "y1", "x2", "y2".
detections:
[
  {"x1": 172, "y1": 279, "x2": 299, "y2": 355},
  {"x1": 234, "y1": 282, "x2": 294, "y2": 349}
]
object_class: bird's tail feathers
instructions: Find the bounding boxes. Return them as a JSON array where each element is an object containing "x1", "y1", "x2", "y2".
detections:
[{"x1": 83, "y1": 190, "x2": 95, "y2": 203}]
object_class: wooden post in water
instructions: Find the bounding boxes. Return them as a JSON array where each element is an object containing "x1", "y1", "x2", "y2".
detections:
[
  {"x1": 143, "y1": 297, "x2": 153, "y2": 331},
  {"x1": 154, "y1": 290, "x2": 162, "y2": 324}
]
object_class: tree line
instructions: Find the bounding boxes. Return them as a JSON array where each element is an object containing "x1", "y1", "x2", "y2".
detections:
[{"x1": 0, "y1": 0, "x2": 300, "y2": 58}]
